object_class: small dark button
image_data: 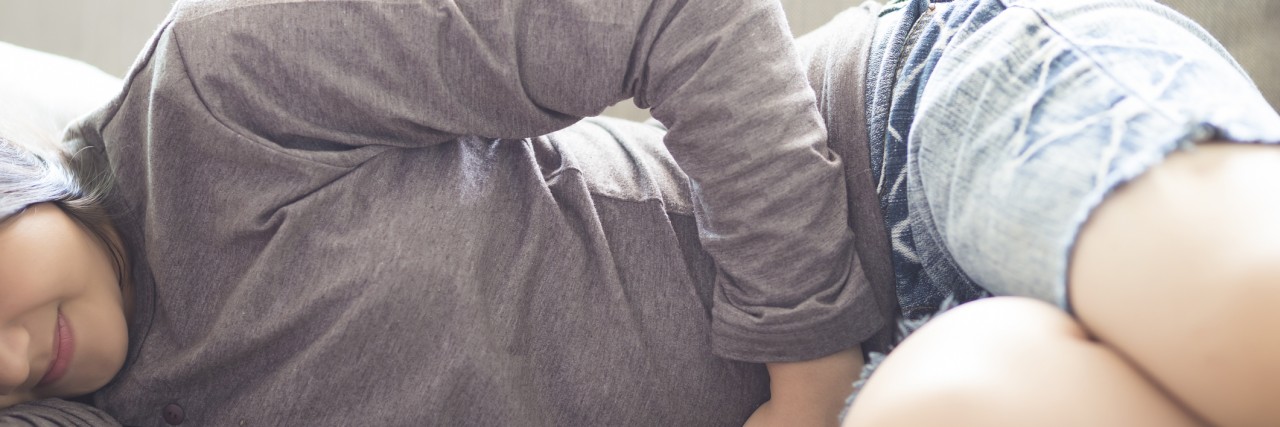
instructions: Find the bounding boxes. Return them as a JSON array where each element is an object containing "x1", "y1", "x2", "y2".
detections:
[{"x1": 162, "y1": 403, "x2": 185, "y2": 425}]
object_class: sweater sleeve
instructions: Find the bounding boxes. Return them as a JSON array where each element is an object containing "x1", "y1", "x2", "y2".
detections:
[
  {"x1": 164, "y1": 0, "x2": 886, "y2": 362},
  {"x1": 0, "y1": 399, "x2": 122, "y2": 427}
]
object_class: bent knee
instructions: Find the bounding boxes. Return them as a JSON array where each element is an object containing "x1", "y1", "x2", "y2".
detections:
[
  {"x1": 845, "y1": 297, "x2": 1094, "y2": 425},
  {"x1": 876, "y1": 297, "x2": 1090, "y2": 381},
  {"x1": 908, "y1": 297, "x2": 1089, "y2": 348}
]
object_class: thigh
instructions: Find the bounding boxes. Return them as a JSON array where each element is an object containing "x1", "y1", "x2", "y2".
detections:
[
  {"x1": 1069, "y1": 143, "x2": 1280, "y2": 426},
  {"x1": 844, "y1": 298, "x2": 1200, "y2": 427}
]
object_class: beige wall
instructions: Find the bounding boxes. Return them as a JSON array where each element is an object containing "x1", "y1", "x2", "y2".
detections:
[
  {"x1": 0, "y1": 0, "x2": 853, "y2": 121},
  {"x1": 609, "y1": 0, "x2": 861, "y2": 121},
  {"x1": 1, "y1": 1, "x2": 1275, "y2": 119},
  {"x1": 0, "y1": 0, "x2": 174, "y2": 77},
  {"x1": 0, "y1": 1, "x2": 850, "y2": 77},
  {"x1": 1160, "y1": 0, "x2": 1280, "y2": 111}
]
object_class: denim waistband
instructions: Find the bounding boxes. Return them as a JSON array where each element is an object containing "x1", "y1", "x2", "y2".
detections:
[{"x1": 865, "y1": 0, "x2": 998, "y2": 318}]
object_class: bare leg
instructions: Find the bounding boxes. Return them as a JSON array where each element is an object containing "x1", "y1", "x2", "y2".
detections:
[
  {"x1": 1070, "y1": 143, "x2": 1280, "y2": 426},
  {"x1": 843, "y1": 298, "x2": 1200, "y2": 427}
]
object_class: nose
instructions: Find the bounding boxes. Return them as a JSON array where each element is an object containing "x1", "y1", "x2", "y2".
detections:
[{"x1": 0, "y1": 326, "x2": 32, "y2": 394}]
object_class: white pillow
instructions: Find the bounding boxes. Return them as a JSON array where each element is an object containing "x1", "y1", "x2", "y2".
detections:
[{"x1": 0, "y1": 41, "x2": 121, "y2": 150}]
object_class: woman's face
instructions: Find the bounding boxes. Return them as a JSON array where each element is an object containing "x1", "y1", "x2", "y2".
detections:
[{"x1": 0, "y1": 203, "x2": 129, "y2": 408}]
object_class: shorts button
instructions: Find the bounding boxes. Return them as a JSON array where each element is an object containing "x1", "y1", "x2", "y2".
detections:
[{"x1": 162, "y1": 403, "x2": 185, "y2": 425}]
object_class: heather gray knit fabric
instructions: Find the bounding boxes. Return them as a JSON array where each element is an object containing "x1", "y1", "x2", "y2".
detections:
[
  {"x1": 43, "y1": 0, "x2": 889, "y2": 425},
  {"x1": 0, "y1": 400, "x2": 120, "y2": 427}
]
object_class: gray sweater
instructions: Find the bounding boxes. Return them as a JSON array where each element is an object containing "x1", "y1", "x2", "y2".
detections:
[{"x1": 5, "y1": 1, "x2": 892, "y2": 425}]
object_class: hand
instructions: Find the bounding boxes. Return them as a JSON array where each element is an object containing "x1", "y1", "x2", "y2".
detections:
[
  {"x1": 746, "y1": 347, "x2": 863, "y2": 427},
  {"x1": 744, "y1": 400, "x2": 841, "y2": 427},
  {"x1": 743, "y1": 400, "x2": 778, "y2": 427}
]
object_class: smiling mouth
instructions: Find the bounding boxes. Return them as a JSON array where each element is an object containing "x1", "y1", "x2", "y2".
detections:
[{"x1": 38, "y1": 311, "x2": 74, "y2": 386}]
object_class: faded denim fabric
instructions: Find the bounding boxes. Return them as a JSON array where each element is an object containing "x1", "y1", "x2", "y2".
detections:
[{"x1": 866, "y1": 0, "x2": 1280, "y2": 319}]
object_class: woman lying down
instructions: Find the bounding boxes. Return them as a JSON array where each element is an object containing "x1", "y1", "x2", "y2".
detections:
[{"x1": 1, "y1": 0, "x2": 1278, "y2": 425}]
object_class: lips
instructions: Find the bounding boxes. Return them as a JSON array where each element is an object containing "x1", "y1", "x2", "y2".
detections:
[{"x1": 38, "y1": 311, "x2": 74, "y2": 386}]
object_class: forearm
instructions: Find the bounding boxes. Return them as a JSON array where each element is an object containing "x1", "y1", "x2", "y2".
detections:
[{"x1": 766, "y1": 346, "x2": 863, "y2": 425}]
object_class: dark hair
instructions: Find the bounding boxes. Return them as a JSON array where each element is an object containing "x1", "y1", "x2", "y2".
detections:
[{"x1": 0, "y1": 129, "x2": 127, "y2": 286}]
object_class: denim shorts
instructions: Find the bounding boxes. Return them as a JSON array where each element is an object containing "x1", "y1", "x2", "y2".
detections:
[{"x1": 866, "y1": 0, "x2": 1280, "y2": 319}]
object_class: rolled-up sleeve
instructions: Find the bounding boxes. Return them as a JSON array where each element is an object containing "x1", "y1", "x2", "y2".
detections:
[{"x1": 629, "y1": 1, "x2": 886, "y2": 362}]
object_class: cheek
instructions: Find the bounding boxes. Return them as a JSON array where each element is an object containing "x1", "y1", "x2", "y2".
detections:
[
  {"x1": 87, "y1": 295, "x2": 131, "y2": 383},
  {"x1": 92, "y1": 303, "x2": 130, "y2": 375},
  {"x1": 59, "y1": 288, "x2": 131, "y2": 396}
]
